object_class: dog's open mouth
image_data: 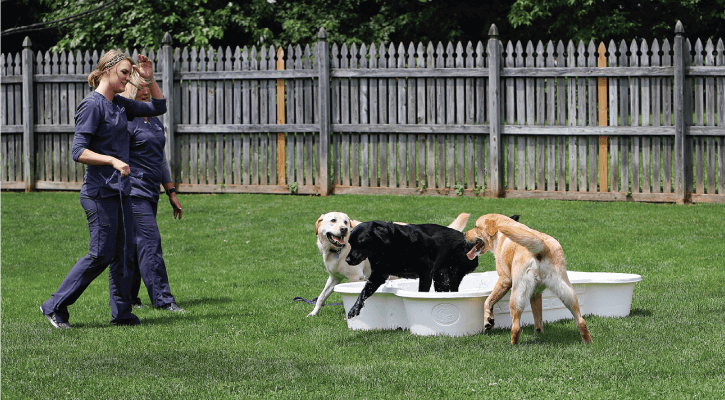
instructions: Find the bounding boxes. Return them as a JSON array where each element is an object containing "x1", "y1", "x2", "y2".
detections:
[
  {"x1": 466, "y1": 239, "x2": 484, "y2": 260},
  {"x1": 326, "y1": 232, "x2": 346, "y2": 247}
]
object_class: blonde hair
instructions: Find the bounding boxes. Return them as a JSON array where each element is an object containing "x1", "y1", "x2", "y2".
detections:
[
  {"x1": 121, "y1": 70, "x2": 144, "y2": 100},
  {"x1": 87, "y1": 49, "x2": 135, "y2": 88}
]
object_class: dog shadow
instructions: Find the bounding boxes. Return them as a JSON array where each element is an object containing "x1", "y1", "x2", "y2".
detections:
[
  {"x1": 480, "y1": 321, "x2": 590, "y2": 345},
  {"x1": 629, "y1": 308, "x2": 653, "y2": 317}
]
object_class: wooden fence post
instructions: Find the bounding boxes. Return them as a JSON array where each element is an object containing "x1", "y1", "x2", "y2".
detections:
[
  {"x1": 161, "y1": 32, "x2": 176, "y2": 184},
  {"x1": 317, "y1": 28, "x2": 331, "y2": 196},
  {"x1": 21, "y1": 36, "x2": 35, "y2": 192},
  {"x1": 673, "y1": 21, "x2": 689, "y2": 204},
  {"x1": 488, "y1": 24, "x2": 503, "y2": 197},
  {"x1": 276, "y1": 47, "x2": 286, "y2": 186},
  {"x1": 597, "y1": 42, "x2": 608, "y2": 192}
]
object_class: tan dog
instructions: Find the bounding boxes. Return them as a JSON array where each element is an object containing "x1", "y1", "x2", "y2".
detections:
[
  {"x1": 465, "y1": 214, "x2": 592, "y2": 344},
  {"x1": 311, "y1": 212, "x2": 471, "y2": 317}
]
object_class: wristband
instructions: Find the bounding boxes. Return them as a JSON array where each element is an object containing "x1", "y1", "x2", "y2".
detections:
[{"x1": 166, "y1": 187, "x2": 176, "y2": 195}]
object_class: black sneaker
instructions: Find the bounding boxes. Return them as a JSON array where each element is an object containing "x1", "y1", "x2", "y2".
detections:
[
  {"x1": 40, "y1": 306, "x2": 71, "y2": 329},
  {"x1": 161, "y1": 302, "x2": 184, "y2": 312},
  {"x1": 133, "y1": 303, "x2": 149, "y2": 309},
  {"x1": 111, "y1": 318, "x2": 141, "y2": 326}
]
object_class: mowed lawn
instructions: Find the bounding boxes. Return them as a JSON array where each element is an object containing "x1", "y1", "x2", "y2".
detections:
[{"x1": 1, "y1": 192, "x2": 724, "y2": 399}]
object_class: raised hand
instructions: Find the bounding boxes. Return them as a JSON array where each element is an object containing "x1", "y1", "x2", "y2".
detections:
[{"x1": 136, "y1": 55, "x2": 154, "y2": 80}]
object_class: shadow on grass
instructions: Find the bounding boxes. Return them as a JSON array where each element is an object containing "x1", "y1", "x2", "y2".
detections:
[
  {"x1": 629, "y1": 308, "x2": 653, "y2": 317},
  {"x1": 65, "y1": 297, "x2": 235, "y2": 329},
  {"x1": 178, "y1": 297, "x2": 234, "y2": 307},
  {"x1": 74, "y1": 312, "x2": 231, "y2": 329},
  {"x1": 469, "y1": 322, "x2": 592, "y2": 346},
  {"x1": 336, "y1": 321, "x2": 590, "y2": 346},
  {"x1": 336, "y1": 326, "x2": 412, "y2": 345}
]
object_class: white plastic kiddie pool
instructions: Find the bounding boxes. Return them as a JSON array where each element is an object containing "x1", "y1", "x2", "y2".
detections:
[{"x1": 334, "y1": 271, "x2": 642, "y2": 336}]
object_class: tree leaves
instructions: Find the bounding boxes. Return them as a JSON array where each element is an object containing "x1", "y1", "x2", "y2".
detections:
[{"x1": 19, "y1": 0, "x2": 725, "y2": 53}]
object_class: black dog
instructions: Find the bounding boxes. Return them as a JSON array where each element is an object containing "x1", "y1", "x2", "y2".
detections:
[{"x1": 344, "y1": 221, "x2": 479, "y2": 319}]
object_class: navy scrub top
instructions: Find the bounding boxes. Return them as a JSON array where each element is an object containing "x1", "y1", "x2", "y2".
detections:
[
  {"x1": 127, "y1": 116, "x2": 172, "y2": 204},
  {"x1": 72, "y1": 91, "x2": 167, "y2": 198}
]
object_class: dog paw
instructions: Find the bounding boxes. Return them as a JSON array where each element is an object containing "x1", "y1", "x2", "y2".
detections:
[
  {"x1": 484, "y1": 317, "x2": 495, "y2": 330},
  {"x1": 306, "y1": 312, "x2": 318, "y2": 317},
  {"x1": 347, "y1": 307, "x2": 361, "y2": 319}
]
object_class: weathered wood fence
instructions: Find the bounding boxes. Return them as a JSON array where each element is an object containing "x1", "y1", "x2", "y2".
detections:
[{"x1": 2, "y1": 22, "x2": 723, "y2": 203}]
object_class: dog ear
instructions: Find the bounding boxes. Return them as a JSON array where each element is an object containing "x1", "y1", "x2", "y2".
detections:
[
  {"x1": 484, "y1": 218, "x2": 498, "y2": 237},
  {"x1": 372, "y1": 222, "x2": 392, "y2": 246},
  {"x1": 509, "y1": 214, "x2": 520, "y2": 222},
  {"x1": 315, "y1": 214, "x2": 325, "y2": 236}
]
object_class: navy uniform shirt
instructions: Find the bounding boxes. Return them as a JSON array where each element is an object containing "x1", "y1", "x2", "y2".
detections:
[
  {"x1": 128, "y1": 116, "x2": 172, "y2": 203},
  {"x1": 72, "y1": 91, "x2": 167, "y2": 198}
]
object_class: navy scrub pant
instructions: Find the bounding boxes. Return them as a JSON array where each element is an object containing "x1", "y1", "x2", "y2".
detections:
[
  {"x1": 41, "y1": 195, "x2": 140, "y2": 325},
  {"x1": 126, "y1": 197, "x2": 176, "y2": 308}
]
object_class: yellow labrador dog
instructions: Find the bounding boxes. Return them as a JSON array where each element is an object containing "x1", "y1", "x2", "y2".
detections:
[
  {"x1": 311, "y1": 212, "x2": 370, "y2": 317},
  {"x1": 310, "y1": 212, "x2": 471, "y2": 317},
  {"x1": 465, "y1": 214, "x2": 592, "y2": 344}
]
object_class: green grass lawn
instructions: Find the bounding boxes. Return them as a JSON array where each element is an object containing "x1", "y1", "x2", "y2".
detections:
[{"x1": 2, "y1": 192, "x2": 724, "y2": 399}]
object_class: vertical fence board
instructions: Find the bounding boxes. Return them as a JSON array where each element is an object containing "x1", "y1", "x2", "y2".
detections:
[
  {"x1": 240, "y1": 47, "x2": 250, "y2": 185},
  {"x1": 662, "y1": 39, "x2": 673, "y2": 193},
  {"x1": 556, "y1": 41, "x2": 566, "y2": 191},
  {"x1": 331, "y1": 44, "x2": 341, "y2": 186},
  {"x1": 347, "y1": 45, "x2": 358, "y2": 187},
  {"x1": 340, "y1": 44, "x2": 350, "y2": 186},
  {"x1": 214, "y1": 47, "x2": 224, "y2": 186},
  {"x1": 704, "y1": 39, "x2": 715, "y2": 194},
  {"x1": 575, "y1": 41, "x2": 587, "y2": 191},
  {"x1": 425, "y1": 42, "x2": 436, "y2": 189},
  {"x1": 651, "y1": 40, "x2": 662, "y2": 193},
  {"x1": 476, "y1": 41, "x2": 487, "y2": 189},
  {"x1": 359, "y1": 44, "x2": 369, "y2": 187},
  {"x1": 435, "y1": 42, "x2": 445, "y2": 189},
  {"x1": 534, "y1": 41, "x2": 545, "y2": 190},
  {"x1": 408, "y1": 42, "x2": 417, "y2": 188},
  {"x1": 59, "y1": 52, "x2": 69, "y2": 182},
  {"x1": 377, "y1": 43, "x2": 388, "y2": 188},
  {"x1": 607, "y1": 41, "x2": 619, "y2": 192},
  {"x1": 199, "y1": 48, "x2": 209, "y2": 185},
  {"x1": 398, "y1": 43, "x2": 408, "y2": 188},
  {"x1": 642, "y1": 40, "x2": 652, "y2": 194},
  {"x1": 628, "y1": 40, "x2": 640, "y2": 195},
  {"x1": 465, "y1": 42, "x2": 476, "y2": 189},
  {"x1": 717, "y1": 39, "x2": 725, "y2": 195},
  {"x1": 1, "y1": 54, "x2": 7, "y2": 182},
  {"x1": 566, "y1": 41, "x2": 577, "y2": 192},
  {"x1": 455, "y1": 42, "x2": 465, "y2": 188},
  {"x1": 368, "y1": 44, "x2": 378, "y2": 187},
  {"x1": 546, "y1": 41, "x2": 556, "y2": 191},
  {"x1": 388, "y1": 43, "x2": 398, "y2": 188}
]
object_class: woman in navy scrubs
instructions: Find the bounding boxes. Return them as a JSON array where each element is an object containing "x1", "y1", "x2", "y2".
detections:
[
  {"x1": 118, "y1": 71, "x2": 184, "y2": 312},
  {"x1": 40, "y1": 50, "x2": 167, "y2": 328}
]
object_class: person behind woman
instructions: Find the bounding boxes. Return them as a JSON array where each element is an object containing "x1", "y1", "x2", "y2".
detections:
[
  {"x1": 40, "y1": 50, "x2": 167, "y2": 328},
  {"x1": 117, "y1": 70, "x2": 184, "y2": 312}
]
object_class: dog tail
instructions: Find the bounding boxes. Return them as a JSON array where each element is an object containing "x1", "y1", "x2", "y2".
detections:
[
  {"x1": 448, "y1": 213, "x2": 470, "y2": 232},
  {"x1": 498, "y1": 225, "x2": 547, "y2": 255}
]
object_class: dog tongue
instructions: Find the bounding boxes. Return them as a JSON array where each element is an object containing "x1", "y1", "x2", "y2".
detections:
[{"x1": 467, "y1": 241, "x2": 484, "y2": 260}]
